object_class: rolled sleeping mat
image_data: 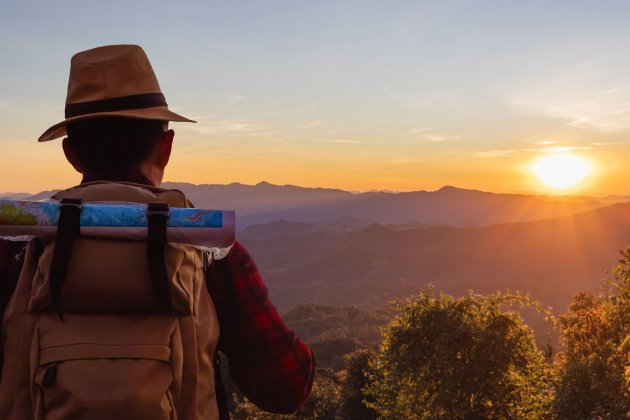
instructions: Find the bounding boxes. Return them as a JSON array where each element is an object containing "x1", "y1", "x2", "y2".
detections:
[{"x1": 0, "y1": 200, "x2": 235, "y2": 248}]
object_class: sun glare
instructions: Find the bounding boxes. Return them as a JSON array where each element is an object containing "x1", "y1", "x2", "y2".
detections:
[{"x1": 530, "y1": 153, "x2": 592, "y2": 190}]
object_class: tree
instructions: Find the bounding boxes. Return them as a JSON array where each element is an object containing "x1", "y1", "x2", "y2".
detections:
[
  {"x1": 365, "y1": 290, "x2": 552, "y2": 419},
  {"x1": 293, "y1": 370, "x2": 342, "y2": 419},
  {"x1": 232, "y1": 370, "x2": 342, "y2": 420},
  {"x1": 553, "y1": 248, "x2": 630, "y2": 418},
  {"x1": 339, "y1": 349, "x2": 378, "y2": 419}
]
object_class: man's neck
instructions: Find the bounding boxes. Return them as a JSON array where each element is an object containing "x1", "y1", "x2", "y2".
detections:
[{"x1": 81, "y1": 171, "x2": 156, "y2": 186}]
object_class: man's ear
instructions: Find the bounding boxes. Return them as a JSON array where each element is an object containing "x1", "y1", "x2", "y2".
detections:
[
  {"x1": 62, "y1": 137, "x2": 85, "y2": 173},
  {"x1": 156, "y1": 129, "x2": 174, "y2": 168}
]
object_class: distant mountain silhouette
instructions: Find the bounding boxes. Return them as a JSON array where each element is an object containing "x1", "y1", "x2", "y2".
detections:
[
  {"x1": 241, "y1": 202, "x2": 630, "y2": 321},
  {"x1": 5, "y1": 182, "x2": 628, "y2": 339},
  {"x1": 11, "y1": 182, "x2": 608, "y2": 230},
  {"x1": 161, "y1": 182, "x2": 607, "y2": 229},
  {"x1": 0, "y1": 192, "x2": 31, "y2": 200},
  {"x1": 602, "y1": 194, "x2": 630, "y2": 204},
  {"x1": 237, "y1": 218, "x2": 441, "y2": 241}
]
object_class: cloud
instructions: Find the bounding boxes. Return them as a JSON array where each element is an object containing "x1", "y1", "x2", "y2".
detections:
[
  {"x1": 422, "y1": 134, "x2": 456, "y2": 143},
  {"x1": 374, "y1": 119, "x2": 415, "y2": 125},
  {"x1": 404, "y1": 127, "x2": 432, "y2": 136},
  {"x1": 471, "y1": 145, "x2": 594, "y2": 159},
  {"x1": 404, "y1": 127, "x2": 458, "y2": 142},
  {"x1": 543, "y1": 146, "x2": 592, "y2": 153},
  {"x1": 588, "y1": 142, "x2": 622, "y2": 146},
  {"x1": 295, "y1": 120, "x2": 322, "y2": 130},
  {"x1": 472, "y1": 149, "x2": 518, "y2": 158},
  {"x1": 308, "y1": 138, "x2": 364, "y2": 144},
  {"x1": 225, "y1": 94, "x2": 245, "y2": 105},
  {"x1": 186, "y1": 118, "x2": 278, "y2": 137},
  {"x1": 506, "y1": 57, "x2": 630, "y2": 132},
  {"x1": 512, "y1": 91, "x2": 630, "y2": 132}
]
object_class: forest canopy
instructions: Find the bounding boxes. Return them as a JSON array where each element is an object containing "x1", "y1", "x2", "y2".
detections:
[{"x1": 230, "y1": 247, "x2": 630, "y2": 419}]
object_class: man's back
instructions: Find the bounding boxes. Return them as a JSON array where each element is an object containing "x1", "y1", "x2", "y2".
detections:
[
  {"x1": 0, "y1": 44, "x2": 315, "y2": 419},
  {"x1": 0, "y1": 183, "x2": 315, "y2": 419}
]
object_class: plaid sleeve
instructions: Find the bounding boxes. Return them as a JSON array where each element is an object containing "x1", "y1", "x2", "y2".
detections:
[{"x1": 207, "y1": 241, "x2": 315, "y2": 414}]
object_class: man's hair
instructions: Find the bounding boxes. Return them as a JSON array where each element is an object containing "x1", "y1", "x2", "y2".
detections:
[{"x1": 65, "y1": 117, "x2": 166, "y2": 173}]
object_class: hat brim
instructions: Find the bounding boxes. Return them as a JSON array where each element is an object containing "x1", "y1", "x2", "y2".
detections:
[{"x1": 38, "y1": 106, "x2": 196, "y2": 142}]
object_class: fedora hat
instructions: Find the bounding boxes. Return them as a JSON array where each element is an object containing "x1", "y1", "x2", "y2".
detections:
[{"x1": 38, "y1": 44, "x2": 195, "y2": 142}]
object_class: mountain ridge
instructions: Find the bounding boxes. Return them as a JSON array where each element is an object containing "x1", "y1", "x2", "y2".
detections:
[
  {"x1": 241, "y1": 201, "x2": 630, "y2": 317},
  {"x1": 161, "y1": 181, "x2": 609, "y2": 228},
  {"x1": 1, "y1": 181, "x2": 619, "y2": 229}
]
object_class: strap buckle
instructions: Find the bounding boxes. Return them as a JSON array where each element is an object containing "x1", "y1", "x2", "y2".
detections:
[
  {"x1": 146, "y1": 202, "x2": 170, "y2": 217},
  {"x1": 59, "y1": 198, "x2": 84, "y2": 210}
]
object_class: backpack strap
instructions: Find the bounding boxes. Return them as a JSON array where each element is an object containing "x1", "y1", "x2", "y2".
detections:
[
  {"x1": 214, "y1": 354, "x2": 230, "y2": 420},
  {"x1": 205, "y1": 254, "x2": 235, "y2": 420},
  {"x1": 146, "y1": 203, "x2": 173, "y2": 315},
  {"x1": 0, "y1": 241, "x2": 27, "y2": 318},
  {"x1": 0, "y1": 239, "x2": 28, "y2": 380},
  {"x1": 49, "y1": 198, "x2": 83, "y2": 319}
]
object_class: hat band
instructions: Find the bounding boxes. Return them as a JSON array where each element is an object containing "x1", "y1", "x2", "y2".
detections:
[{"x1": 65, "y1": 93, "x2": 167, "y2": 118}]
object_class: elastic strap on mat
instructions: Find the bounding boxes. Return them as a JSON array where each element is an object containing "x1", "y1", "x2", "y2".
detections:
[
  {"x1": 49, "y1": 198, "x2": 83, "y2": 320},
  {"x1": 147, "y1": 203, "x2": 173, "y2": 315}
]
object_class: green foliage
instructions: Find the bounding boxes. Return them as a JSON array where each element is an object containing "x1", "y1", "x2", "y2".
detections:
[
  {"x1": 552, "y1": 247, "x2": 630, "y2": 418},
  {"x1": 228, "y1": 304, "x2": 389, "y2": 418},
  {"x1": 309, "y1": 338, "x2": 357, "y2": 371},
  {"x1": 228, "y1": 248, "x2": 630, "y2": 418},
  {"x1": 365, "y1": 290, "x2": 552, "y2": 419},
  {"x1": 232, "y1": 370, "x2": 343, "y2": 420},
  {"x1": 283, "y1": 303, "x2": 391, "y2": 346},
  {"x1": 294, "y1": 370, "x2": 343, "y2": 419},
  {"x1": 283, "y1": 303, "x2": 391, "y2": 371},
  {"x1": 339, "y1": 349, "x2": 378, "y2": 419},
  {"x1": 0, "y1": 203, "x2": 37, "y2": 225}
]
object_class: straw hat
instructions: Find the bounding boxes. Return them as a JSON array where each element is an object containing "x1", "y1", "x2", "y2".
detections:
[{"x1": 38, "y1": 44, "x2": 195, "y2": 142}]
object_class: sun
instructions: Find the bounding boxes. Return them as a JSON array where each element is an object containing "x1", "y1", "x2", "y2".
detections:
[{"x1": 529, "y1": 153, "x2": 592, "y2": 190}]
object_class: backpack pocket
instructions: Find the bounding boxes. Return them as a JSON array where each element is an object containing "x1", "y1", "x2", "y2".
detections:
[
  {"x1": 31, "y1": 313, "x2": 183, "y2": 420},
  {"x1": 28, "y1": 238, "x2": 197, "y2": 315}
]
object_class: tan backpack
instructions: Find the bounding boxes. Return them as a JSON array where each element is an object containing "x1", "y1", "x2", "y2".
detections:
[{"x1": 0, "y1": 182, "x2": 221, "y2": 420}]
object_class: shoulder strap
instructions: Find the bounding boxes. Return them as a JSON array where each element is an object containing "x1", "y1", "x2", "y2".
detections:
[
  {"x1": 0, "y1": 240, "x2": 27, "y2": 316},
  {"x1": 48, "y1": 198, "x2": 177, "y2": 317},
  {"x1": 204, "y1": 255, "x2": 234, "y2": 420},
  {"x1": 49, "y1": 198, "x2": 83, "y2": 319},
  {"x1": 205, "y1": 254, "x2": 237, "y2": 327},
  {"x1": 146, "y1": 203, "x2": 173, "y2": 315},
  {"x1": 0, "y1": 239, "x2": 29, "y2": 378}
]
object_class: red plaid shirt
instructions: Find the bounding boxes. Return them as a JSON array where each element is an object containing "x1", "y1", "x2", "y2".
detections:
[
  {"x1": 0, "y1": 238, "x2": 315, "y2": 414},
  {"x1": 206, "y1": 240, "x2": 315, "y2": 413}
]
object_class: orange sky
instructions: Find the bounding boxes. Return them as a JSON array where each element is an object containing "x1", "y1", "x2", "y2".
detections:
[
  {"x1": 1, "y1": 127, "x2": 625, "y2": 196},
  {"x1": 1, "y1": 1, "x2": 630, "y2": 196}
]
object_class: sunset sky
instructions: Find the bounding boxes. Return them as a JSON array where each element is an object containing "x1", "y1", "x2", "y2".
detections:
[{"x1": 1, "y1": 0, "x2": 629, "y2": 195}]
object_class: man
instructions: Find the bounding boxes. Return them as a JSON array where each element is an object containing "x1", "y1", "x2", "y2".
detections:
[{"x1": 0, "y1": 45, "x2": 314, "y2": 418}]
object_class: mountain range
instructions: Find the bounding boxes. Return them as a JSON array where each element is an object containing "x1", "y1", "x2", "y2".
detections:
[
  {"x1": 4, "y1": 181, "x2": 614, "y2": 229},
  {"x1": 165, "y1": 182, "x2": 611, "y2": 228},
  {"x1": 3, "y1": 181, "x2": 628, "y2": 331},
  {"x1": 240, "y1": 202, "x2": 630, "y2": 317}
]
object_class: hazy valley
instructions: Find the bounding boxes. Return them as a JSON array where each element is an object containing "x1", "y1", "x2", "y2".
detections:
[{"x1": 4, "y1": 181, "x2": 628, "y2": 320}]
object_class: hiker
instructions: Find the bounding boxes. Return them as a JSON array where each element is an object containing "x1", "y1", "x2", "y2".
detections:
[{"x1": 0, "y1": 45, "x2": 315, "y2": 419}]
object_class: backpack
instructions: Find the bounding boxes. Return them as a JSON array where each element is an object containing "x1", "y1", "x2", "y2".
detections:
[{"x1": 0, "y1": 182, "x2": 221, "y2": 420}]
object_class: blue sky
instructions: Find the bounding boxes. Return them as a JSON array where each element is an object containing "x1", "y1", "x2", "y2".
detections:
[{"x1": 1, "y1": 0, "x2": 629, "y2": 194}]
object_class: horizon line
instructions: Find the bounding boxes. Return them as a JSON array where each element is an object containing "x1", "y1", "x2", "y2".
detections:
[{"x1": 2, "y1": 180, "x2": 625, "y2": 199}]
